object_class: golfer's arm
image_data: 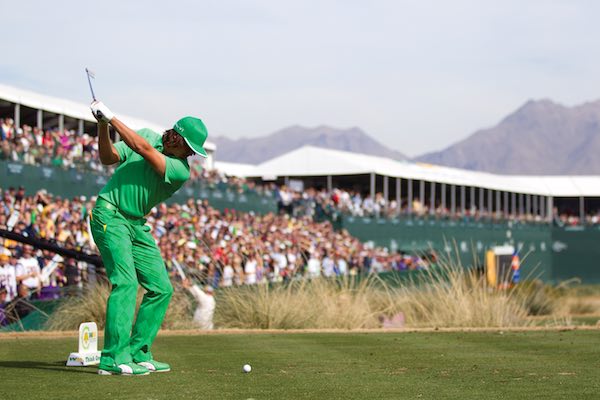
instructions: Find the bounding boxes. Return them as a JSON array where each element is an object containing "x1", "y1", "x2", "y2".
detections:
[
  {"x1": 97, "y1": 122, "x2": 120, "y2": 165},
  {"x1": 109, "y1": 117, "x2": 166, "y2": 177}
]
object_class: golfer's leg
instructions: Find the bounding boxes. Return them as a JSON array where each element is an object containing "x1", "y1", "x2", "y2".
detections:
[
  {"x1": 91, "y1": 210, "x2": 138, "y2": 367},
  {"x1": 129, "y1": 226, "x2": 173, "y2": 362}
]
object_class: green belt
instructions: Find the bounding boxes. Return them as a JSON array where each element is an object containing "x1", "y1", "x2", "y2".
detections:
[{"x1": 95, "y1": 198, "x2": 146, "y2": 225}]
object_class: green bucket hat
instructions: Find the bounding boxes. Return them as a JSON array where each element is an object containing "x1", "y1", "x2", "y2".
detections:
[{"x1": 173, "y1": 116, "x2": 208, "y2": 158}]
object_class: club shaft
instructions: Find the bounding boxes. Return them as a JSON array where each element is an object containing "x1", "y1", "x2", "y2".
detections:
[{"x1": 85, "y1": 69, "x2": 96, "y2": 101}]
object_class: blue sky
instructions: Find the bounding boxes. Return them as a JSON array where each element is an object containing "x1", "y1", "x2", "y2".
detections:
[{"x1": 1, "y1": 0, "x2": 599, "y2": 156}]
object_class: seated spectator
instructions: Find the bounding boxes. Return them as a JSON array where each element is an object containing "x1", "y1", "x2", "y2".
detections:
[
  {"x1": 0, "y1": 286, "x2": 8, "y2": 326},
  {"x1": 7, "y1": 283, "x2": 36, "y2": 320},
  {"x1": 16, "y1": 245, "x2": 42, "y2": 295},
  {"x1": 0, "y1": 254, "x2": 19, "y2": 302}
]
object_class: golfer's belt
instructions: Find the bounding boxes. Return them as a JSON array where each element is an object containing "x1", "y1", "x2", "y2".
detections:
[{"x1": 95, "y1": 198, "x2": 146, "y2": 225}]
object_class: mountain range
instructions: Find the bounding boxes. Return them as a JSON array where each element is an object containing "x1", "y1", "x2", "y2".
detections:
[
  {"x1": 416, "y1": 99, "x2": 600, "y2": 174},
  {"x1": 214, "y1": 99, "x2": 600, "y2": 175},
  {"x1": 212, "y1": 125, "x2": 407, "y2": 165}
]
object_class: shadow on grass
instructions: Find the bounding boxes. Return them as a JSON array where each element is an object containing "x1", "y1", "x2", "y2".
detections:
[{"x1": 0, "y1": 360, "x2": 97, "y2": 374}]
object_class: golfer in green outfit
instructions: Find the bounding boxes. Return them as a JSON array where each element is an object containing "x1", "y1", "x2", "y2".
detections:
[{"x1": 89, "y1": 100, "x2": 208, "y2": 376}]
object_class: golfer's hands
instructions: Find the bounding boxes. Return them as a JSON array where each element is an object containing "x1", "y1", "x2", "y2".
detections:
[{"x1": 90, "y1": 100, "x2": 115, "y2": 123}]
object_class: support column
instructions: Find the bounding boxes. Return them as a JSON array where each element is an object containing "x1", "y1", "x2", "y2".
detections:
[
  {"x1": 504, "y1": 191, "x2": 509, "y2": 218},
  {"x1": 519, "y1": 193, "x2": 524, "y2": 216},
  {"x1": 407, "y1": 178, "x2": 413, "y2": 214},
  {"x1": 540, "y1": 195, "x2": 545, "y2": 220},
  {"x1": 526, "y1": 194, "x2": 531, "y2": 217},
  {"x1": 430, "y1": 181, "x2": 436, "y2": 215},
  {"x1": 37, "y1": 109, "x2": 43, "y2": 129},
  {"x1": 479, "y1": 188, "x2": 484, "y2": 215},
  {"x1": 419, "y1": 180, "x2": 425, "y2": 209},
  {"x1": 58, "y1": 114, "x2": 64, "y2": 133},
  {"x1": 327, "y1": 175, "x2": 333, "y2": 192},
  {"x1": 441, "y1": 183, "x2": 447, "y2": 214},
  {"x1": 580, "y1": 196, "x2": 585, "y2": 223},
  {"x1": 511, "y1": 192, "x2": 516, "y2": 217},
  {"x1": 383, "y1": 176, "x2": 389, "y2": 212},
  {"x1": 14, "y1": 103, "x2": 21, "y2": 128},
  {"x1": 470, "y1": 186, "x2": 476, "y2": 213},
  {"x1": 547, "y1": 196, "x2": 554, "y2": 222},
  {"x1": 78, "y1": 119, "x2": 84, "y2": 136},
  {"x1": 460, "y1": 185, "x2": 466, "y2": 215},
  {"x1": 396, "y1": 178, "x2": 401, "y2": 215},
  {"x1": 496, "y1": 190, "x2": 501, "y2": 216},
  {"x1": 451, "y1": 185, "x2": 456, "y2": 215}
]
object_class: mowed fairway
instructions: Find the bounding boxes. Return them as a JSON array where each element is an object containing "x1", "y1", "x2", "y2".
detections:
[{"x1": 0, "y1": 330, "x2": 599, "y2": 399}]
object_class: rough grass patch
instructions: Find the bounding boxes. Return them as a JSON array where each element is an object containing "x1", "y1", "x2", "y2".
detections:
[{"x1": 45, "y1": 283, "x2": 194, "y2": 331}]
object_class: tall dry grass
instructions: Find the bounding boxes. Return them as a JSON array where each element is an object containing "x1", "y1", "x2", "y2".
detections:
[
  {"x1": 45, "y1": 283, "x2": 194, "y2": 331},
  {"x1": 385, "y1": 267, "x2": 531, "y2": 328},
  {"x1": 214, "y1": 276, "x2": 387, "y2": 329},
  {"x1": 214, "y1": 256, "x2": 539, "y2": 329},
  {"x1": 45, "y1": 253, "x2": 552, "y2": 330}
]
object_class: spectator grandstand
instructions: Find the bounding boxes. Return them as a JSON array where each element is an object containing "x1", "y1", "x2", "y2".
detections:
[
  {"x1": 2, "y1": 116, "x2": 600, "y2": 226},
  {"x1": 0, "y1": 187, "x2": 434, "y2": 307},
  {"x1": 3, "y1": 83, "x2": 600, "y2": 309}
]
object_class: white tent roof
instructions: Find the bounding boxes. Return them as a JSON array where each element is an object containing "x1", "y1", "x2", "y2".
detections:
[
  {"x1": 214, "y1": 161, "x2": 258, "y2": 178},
  {"x1": 0, "y1": 83, "x2": 215, "y2": 151},
  {"x1": 247, "y1": 145, "x2": 600, "y2": 197}
]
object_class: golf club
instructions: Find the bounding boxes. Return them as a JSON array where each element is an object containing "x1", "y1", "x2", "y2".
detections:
[{"x1": 85, "y1": 67, "x2": 96, "y2": 101}]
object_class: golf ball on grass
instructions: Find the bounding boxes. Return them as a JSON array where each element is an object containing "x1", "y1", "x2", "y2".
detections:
[{"x1": 243, "y1": 364, "x2": 252, "y2": 373}]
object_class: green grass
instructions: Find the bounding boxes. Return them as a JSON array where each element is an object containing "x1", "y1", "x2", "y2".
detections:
[{"x1": 0, "y1": 331, "x2": 599, "y2": 399}]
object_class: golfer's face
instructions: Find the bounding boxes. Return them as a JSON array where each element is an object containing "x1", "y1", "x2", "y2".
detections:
[{"x1": 167, "y1": 142, "x2": 194, "y2": 159}]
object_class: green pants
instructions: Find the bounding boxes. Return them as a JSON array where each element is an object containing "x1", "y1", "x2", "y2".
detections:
[{"x1": 90, "y1": 201, "x2": 173, "y2": 367}]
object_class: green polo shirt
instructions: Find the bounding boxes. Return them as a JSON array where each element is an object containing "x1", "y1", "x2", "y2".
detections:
[{"x1": 98, "y1": 128, "x2": 190, "y2": 218}]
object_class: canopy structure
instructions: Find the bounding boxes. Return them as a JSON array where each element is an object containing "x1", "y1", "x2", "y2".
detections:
[
  {"x1": 0, "y1": 83, "x2": 216, "y2": 152},
  {"x1": 228, "y1": 145, "x2": 600, "y2": 198},
  {"x1": 214, "y1": 161, "x2": 258, "y2": 178}
]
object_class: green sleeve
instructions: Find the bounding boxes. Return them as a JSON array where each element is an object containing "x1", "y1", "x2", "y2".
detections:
[
  {"x1": 136, "y1": 128, "x2": 160, "y2": 143},
  {"x1": 164, "y1": 157, "x2": 190, "y2": 185},
  {"x1": 113, "y1": 128, "x2": 159, "y2": 162},
  {"x1": 114, "y1": 141, "x2": 131, "y2": 162}
]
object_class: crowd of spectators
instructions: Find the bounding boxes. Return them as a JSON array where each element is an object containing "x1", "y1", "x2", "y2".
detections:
[
  {"x1": 0, "y1": 186, "x2": 94, "y2": 324},
  {"x1": 1, "y1": 118, "x2": 104, "y2": 172},
  {"x1": 274, "y1": 185, "x2": 562, "y2": 226},
  {"x1": 0, "y1": 118, "x2": 273, "y2": 196},
  {"x1": 0, "y1": 186, "x2": 433, "y2": 323},
  {"x1": 3, "y1": 117, "x2": 594, "y2": 226},
  {"x1": 151, "y1": 198, "x2": 434, "y2": 287}
]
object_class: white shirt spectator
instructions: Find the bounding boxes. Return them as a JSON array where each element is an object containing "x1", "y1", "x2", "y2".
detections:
[
  {"x1": 279, "y1": 189, "x2": 292, "y2": 207},
  {"x1": 221, "y1": 265, "x2": 234, "y2": 287},
  {"x1": 244, "y1": 259, "x2": 257, "y2": 285},
  {"x1": 322, "y1": 256, "x2": 335, "y2": 277},
  {"x1": 17, "y1": 255, "x2": 41, "y2": 290},
  {"x1": 370, "y1": 257, "x2": 385, "y2": 274},
  {"x1": 286, "y1": 252, "x2": 297, "y2": 267},
  {"x1": 271, "y1": 250, "x2": 287, "y2": 277},
  {"x1": 362, "y1": 196, "x2": 375, "y2": 215},
  {"x1": 307, "y1": 256, "x2": 321, "y2": 279},
  {"x1": 336, "y1": 258, "x2": 348, "y2": 276},
  {"x1": 0, "y1": 262, "x2": 18, "y2": 301}
]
